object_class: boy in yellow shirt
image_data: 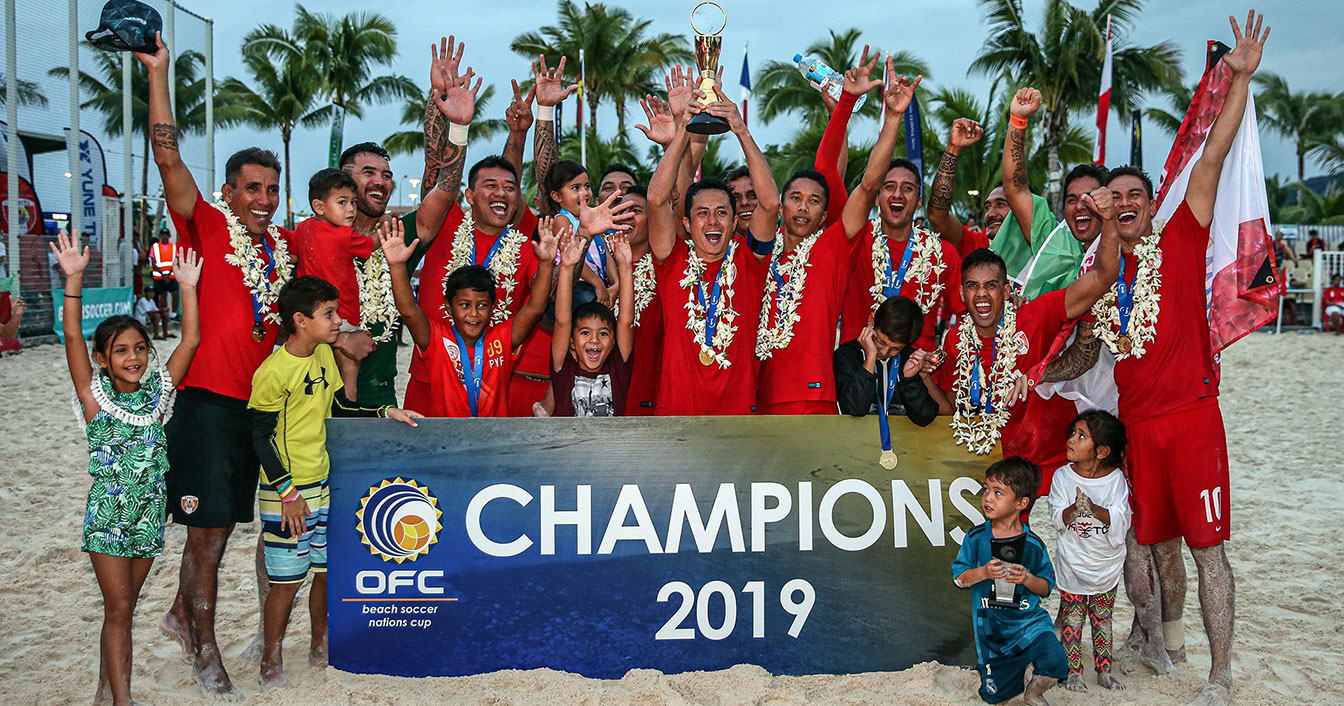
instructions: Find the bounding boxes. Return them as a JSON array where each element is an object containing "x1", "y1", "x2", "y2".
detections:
[{"x1": 248, "y1": 275, "x2": 421, "y2": 689}]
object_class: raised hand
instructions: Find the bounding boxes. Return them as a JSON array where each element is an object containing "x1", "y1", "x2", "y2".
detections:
[
  {"x1": 882, "y1": 61, "x2": 923, "y2": 118},
  {"x1": 506, "y1": 78, "x2": 536, "y2": 133},
  {"x1": 534, "y1": 218, "x2": 561, "y2": 262},
  {"x1": 554, "y1": 223, "x2": 586, "y2": 268},
  {"x1": 431, "y1": 54, "x2": 481, "y2": 125},
  {"x1": 132, "y1": 32, "x2": 169, "y2": 73},
  {"x1": 634, "y1": 94, "x2": 676, "y2": 146},
  {"x1": 843, "y1": 45, "x2": 883, "y2": 98},
  {"x1": 609, "y1": 231, "x2": 632, "y2": 266},
  {"x1": 665, "y1": 64, "x2": 697, "y2": 120},
  {"x1": 429, "y1": 36, "x2": 462, "y2": 97},
  {"x1": 10, "y1": 296, "x2": 24, "y2": 319},
  {"x1": 533, "y1": 54, "x2": 579, "y2": 108},
  {"x1": 948, "y1": 118, "x2": 984, "y2": 150},
  {"x1": 1010, "y1": 87, "x2": 1042, "y2": 119},
  {"x1": 902, "y1": 349, "x2": 930, "y2": 379},
  {"x1": 858, "y1": 325, "x2": 879, "y2": 359},
  {"x1": 578, "y1": 191, "x2": 635, "y2": 235},
  {"x1": 1224, "y1": 9, "x2": 1269, "y2": 76},
  {"x1": 49, "y1": 231, "x2": 89, "y2": 276},
  {"x1": 1083, "y1": 186, "x2": 1115, "y2": 221},
  {"x1": 705, "y1": 86, "x2": 746, "y2": 133},
  {"x1": 172, "y1": 247, "x2": 203, "y2": 288},
  {"x1": 377, "y1": 220, "x2": 417, "y2": 265}
]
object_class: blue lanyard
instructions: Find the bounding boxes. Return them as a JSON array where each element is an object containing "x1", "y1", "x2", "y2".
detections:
[
  {"x1": 767, "y1": 251, "x2": 796, "y2": 320},
  {"x1": 968, "y1": 320, "x2": 999, "y2": 414},
  {"x1": 588, "y1": 232, "x2": 609, "y2": 281},
  {"x1": 451, "y1": 326, "x2": 486, "y2": 417},
  {"x1": 883, "y1": 236, "x2": 916, "y2": 299},
  {"x1": 1116, "y1": 254, "x2": 1133, "y2": 335},
  {"x1": 252, "y1": 237, "x2": 276, "y2": 326},
  {"x1": 469, "y1": 230, "x2": 510, "y2": 272},
  {"x1": 876, "y1": 355, "x2": 900, "y2": 453},
  {"x1": 696, "y1": 262, "x2": 725, "y2": 346}
]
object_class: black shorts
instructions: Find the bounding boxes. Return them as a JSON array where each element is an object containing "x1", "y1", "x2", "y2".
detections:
[
  {"x1": 166, "y1": 387, "x2": 259, "y2": 527},
  {"x1": 153, "y1": 279, "x2": 179, "y2": 295}
]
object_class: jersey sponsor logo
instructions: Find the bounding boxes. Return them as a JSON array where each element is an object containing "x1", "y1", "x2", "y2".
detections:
[
  {"x1": 180, "y1": 495, "x2": 199, "y2": 515},
  {"x1": 356, "y1": 478, "x2": 442, "y2": 564},
  {"x1": 304, "y1": 366, "x2": 330, "y2": 395},
  {"x1": 1014, "y1": 331, "x2": 1030, "y2": 356}
]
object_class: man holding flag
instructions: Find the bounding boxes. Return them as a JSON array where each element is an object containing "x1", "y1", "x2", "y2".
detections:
[{"x1": 1094, "y1": 12, "x2": 1271, "y2": 706}]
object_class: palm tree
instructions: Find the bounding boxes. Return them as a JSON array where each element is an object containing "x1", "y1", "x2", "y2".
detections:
[
  {"x1": 1309, "y1": 133, "x2": 1344, "y2": 178},
  {"x1": 754, "y1": 29, "x2": 931, "y2": 130},
  {"x1": 1253, "y1": 73, "x2": 1337, "y2": 185},
  {"x1": 383, "y1": 86, "x2": 507, "y2": 159},
  {"x1": 511, "y1": 1, "x2": 691, "y2": 136},
  {"x1": 219, "y1": 26, "x2": 325, "y2": 228},
  {"x1": 246, "y1": 6, "x2": 420, "y2": 166},
  {"x1": 0, "y1": 73, "x2": 47, "y2": 108},
  {"x1": 971, "y1": 0, "x2": 1182, "y2": 212},
  {"x1": 1142, "y1": 81, "x2": 1197, "y2": 136}
]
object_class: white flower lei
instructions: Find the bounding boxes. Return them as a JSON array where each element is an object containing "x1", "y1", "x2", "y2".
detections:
[
  {"x1": 680, "y1": 239, "x2": 740, "y2": 368},
  {"x1": 950, "y1": 298, "x2": 1022, "y2": 455},
  {"x1": 215, "y1": 201, "x2": 290, "y2": 325},
  {"x1": 756, "y1": 228, "x2": 822, "y2": 359},
  {"x1": 356, "y1": 250, "x2": 399, "y2": 342},
  {"x1": 443, "y1": 212, "x2": 527, "y2": 325},
  {"x1": 73, "y1": 367, "x2": 175, "y2": 428},
  {"x1": 630, "y1": 253, "x2": 657, "y2": 328},
  {"x1": 1091, "y1": 221, "x2": 1164, "y2": 361},
  {"x1": 868, "y1": 221, "x2": 947, "y2": 313}
]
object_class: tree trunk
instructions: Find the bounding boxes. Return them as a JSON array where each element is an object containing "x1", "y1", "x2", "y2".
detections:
[
  {"x1": 615, "y1": 99, "x2": 626, "y2": 138},
  {"x1": 1046, "y1": 109, "x2": 1065, "y2": 217},
  {"x1": 588, "y1": 94, "x2": 599, "y2": 136},
  {"x1": 139, "y1": 132, "x2": 151, "y2": 249},
  {"x1": 1297, "y1": 141, "x2": 1305, "y2": 206},
  {"x1": 283, "y1": 125, "x2": 294, "y2": 229}
]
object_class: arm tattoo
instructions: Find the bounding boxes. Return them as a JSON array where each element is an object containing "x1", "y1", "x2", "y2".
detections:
[
  {"x1": 422, "y1": 97, "x2": 448, "y2": 188},
  {"x1": 928, "y1": 150, "x2": 959, "y2": 213},
  {"x1": 435, "y1": 140, "x2": 467, "y2": 199},
  {"x1": 669, "y1": 183, "x2": 681, "y2": 215},
  {"x1": 151, "y1": 123, "x2": 179, "y2": 153},
  {"x1": 1041, "y1": 321, "x2": 1100, "y2": 383},
  {"x1": 1008, "y1": 129, "x2": 1027, "y2": 190},
  {"x1": 534, "y1": 120, "x2": 558, "y2": 215}
]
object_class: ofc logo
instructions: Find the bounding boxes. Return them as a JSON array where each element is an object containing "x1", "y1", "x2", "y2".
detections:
[{"x1": 356, "y1": 478, "x2": 442, "y2": 563}]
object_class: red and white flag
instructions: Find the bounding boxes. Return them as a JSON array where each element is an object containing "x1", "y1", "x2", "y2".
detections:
[{"x1": 1093, "y1": 16, "x2": 1113, "y2": 165}]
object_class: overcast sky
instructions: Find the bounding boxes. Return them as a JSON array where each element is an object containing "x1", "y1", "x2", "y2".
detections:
[{"x1": 11, "y1": 0, "x2": 1341, "y2": 216}]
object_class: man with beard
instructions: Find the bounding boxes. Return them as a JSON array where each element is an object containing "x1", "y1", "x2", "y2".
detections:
[
  {"x1": 137, "y1": 34, "x2": 289, "y2": 697},
  {"x1": 647, "y1": 87, "x2": 776, "y2": 415},
  {"x1": 1092, "y1": 16, "x2": 1269, "y2": 705},
  {"x1": 756, "y1": 51, "x2": 912, "y2": 415},
  {"x1": 926, "y1": 120, "x2": 1010, "y2": 259},
  {"x1": 928, "y1": 186, "x2": 1119, "y2": 506}
]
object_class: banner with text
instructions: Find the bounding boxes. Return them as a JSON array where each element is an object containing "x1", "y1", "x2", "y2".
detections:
[
  {"x1": 53, "y1": 286, "x2": 133, "y2": 342},
  {"x1": 328, "y1": 417, "x2": 990, "y2": 678}
]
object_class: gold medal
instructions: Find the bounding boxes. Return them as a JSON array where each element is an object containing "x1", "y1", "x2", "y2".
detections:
[
  {"x1": 251, "y1": 322, "x2": 265, "y2": 342},
  {"x1": 879, "y1": 449, "x2": 898, "y2": 470},
  {"x1": 1116, "y1": 333, "x2": 1133, "y2": 356},
  {"x1": 699, "y1": 349, "x2": 714, "y2": 366},
  {"x1": 931, "y1": 349, "x2": 947, "y2": 367}
]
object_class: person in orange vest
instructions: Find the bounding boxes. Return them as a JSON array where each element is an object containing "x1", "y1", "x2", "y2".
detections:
[{"x1": 150, "y1": 227, "x2": 178, "y2": 336}]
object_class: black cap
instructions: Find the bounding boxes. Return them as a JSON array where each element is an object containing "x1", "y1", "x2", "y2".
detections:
[{"x1": 86, "y1": 0, "x2": 162, "y2": 54}]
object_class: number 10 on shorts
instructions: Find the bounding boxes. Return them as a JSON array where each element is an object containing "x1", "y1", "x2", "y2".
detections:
[
  {"x1": 655, "y1": 579, "x2": 816, "y2": 641},
  {"x1": 1199, "y1": 486, "x2": 1224, "y2": 524}
]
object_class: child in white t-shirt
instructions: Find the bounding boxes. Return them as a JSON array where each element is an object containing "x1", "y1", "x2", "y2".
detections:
[
  {"x1": 134, "y1": 290, "x2": 165, "y2": 339},
  {"x1": 1048, "y1": 410, "x2": 1131, "y2": 693}
]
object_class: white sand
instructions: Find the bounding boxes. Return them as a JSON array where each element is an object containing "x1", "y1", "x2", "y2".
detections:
[{"x1": 1, "y1": 333, "x2": 1341, "y2": 704}]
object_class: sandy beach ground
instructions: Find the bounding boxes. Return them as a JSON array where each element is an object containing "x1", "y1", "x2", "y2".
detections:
[{"x1": 1, "y1": 332, "x2": 1340, "y2": 705}]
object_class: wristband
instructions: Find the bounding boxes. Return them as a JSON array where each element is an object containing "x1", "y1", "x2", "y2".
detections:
[
  {"x1": 65, "y1": 294, "x2": 82, "y2": 299},
  {"x1": 1009, "y1": 114, "x2": 1029, "y2": 130},
  {"x1": 448, "y1": 122, "x2": 469, "y2": 146},
  {"x1": 280, "y1": 488, "x2": 300, "y2": 504},
  {"x1": 538, "y1": 105, "x2": 556, "y2": 121},
  {"x1": 378, "y1": 405, "x2": 392, "y2": 418}
]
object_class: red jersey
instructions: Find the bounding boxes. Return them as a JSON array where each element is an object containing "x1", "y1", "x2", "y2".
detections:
[
  {"x1": 169, "y1": 191, "x2": 292, "y2": 401},
  {"x1": 1323, "y1": 286, "x2": 1344, "y2": 307},
  {"x1": 959, "y1": 225, "x2": 992, "y2": 260},
  {"x1": 1112, "y1": 202, "x2": 1219, "y2": 424},
  {"x1": 624, "y1": 255, "x2": 663, "y2": 416},
  {"x1": 653, "y1": 238, "x2": 767, "y2": 415},
  {"x1": 291, "y1": 217, "x2": 373, "y2": 325},
  {"x1": 840, "y1": 223, "x2": 965, "y2": 350},
  {"x1": 935, "y1": 289, "x2": 1077, "y2": 471},
  {"x1": 418, "y1": 318, "x2": 514, "y2": 417},
  {"x1": 757, "y1": 221, "x2": 852, "y2": 408}
]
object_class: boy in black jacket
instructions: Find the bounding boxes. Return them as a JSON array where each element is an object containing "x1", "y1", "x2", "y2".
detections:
[{"x1": 833, "y1": 296, "x2": 939, "y2": 424}]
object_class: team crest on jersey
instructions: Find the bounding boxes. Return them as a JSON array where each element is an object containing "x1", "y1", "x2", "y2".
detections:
[
  {"x1": 1014, "y1": 331, "x2": 1030, "y2": 355},
  {"x1": 356, "y1": 478, "x2": 442, "y2": 564},
  {"x1": 180, "y1": 495, "x2": 199, "y2": 515},
  {"x1": 442, "y1": 337, "x2": 465, "y2": 382}
]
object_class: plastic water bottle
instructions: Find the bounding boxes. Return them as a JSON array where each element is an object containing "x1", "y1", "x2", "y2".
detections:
[{"x1": 794, "y1": 53, "x2": 867, "y2": 110}]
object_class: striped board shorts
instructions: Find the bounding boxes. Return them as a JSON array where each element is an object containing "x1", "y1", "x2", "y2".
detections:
[{"x1": 259, "y1": 479, "x2": 329, "y2": 584}]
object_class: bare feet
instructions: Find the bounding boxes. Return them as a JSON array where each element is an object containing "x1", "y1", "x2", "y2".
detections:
[
  {"x1": 260, "y1": 663, "x2": 292, "y2": 691},
  {"x1": 1138, "y1": 642, "x2": 1178, "y2": 676},
  {"x1": 1168, "y1": 645, "x2": 1188, "y2": 664},
  {"x1": 1187, "y1": 682, "x2": 1230, "y2": 706},
  {"x1": 159, "y1": 610, "x2": 193, "y2": 665},
  {"x1": 1062, "y1": 674, "x2": 1087, "y2": 692},
  {"x1": 192, "y1": 644, "x2": 241, "y2": 700},
  {"x1": 92, "y1": 680, "x2": 112, "y2": 706},
  {"x1": 309, "y1": 640, "x2": 329, "y2": 669},
  {"x1": 1022, "y1": 674, "x2": 1055, "y2": 706},
  {"x1": 1098, "y1": 672, "x2": 1125, "y2": 690}
]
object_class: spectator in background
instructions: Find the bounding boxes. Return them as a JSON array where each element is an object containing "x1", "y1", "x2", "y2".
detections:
[
  {"x1": 1305, "y1": 229, "x2": 1326, "y2": 259},
  {"x1": 0, "y1": 292, "x2": 24, "y2": 340},
  {"x1": 1324, "y1": 273, "x2": 1344, "y2": 334},
  {"x1": 1273, "y1": 230, "x2": 1298, "y2": 270}
]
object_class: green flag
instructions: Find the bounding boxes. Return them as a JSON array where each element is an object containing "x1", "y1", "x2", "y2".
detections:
[{"x1": 990, "y1": 193, "x2": 1083, "y2": 300}]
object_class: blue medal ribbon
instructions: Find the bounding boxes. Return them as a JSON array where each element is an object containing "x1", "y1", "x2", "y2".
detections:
[
  {"x1": 968, "y1": 318, "x2": 1000, "y2": 415},
  {"x1": 696, "y1": 261, "x2": 726, "y2": 348},
  {"x1": 876, "y1": 355, "x2": 901, "y2": 454},
  {"x1": 451, "y1": 326, "x2": 486, "y2": 417},
  {"x1": 883, "y1": 235, "x2": 916, "y2": 299},
  {"x1": 1116, "y1": 254, "x2": 1133, "y2": 335},
  {"x1": 474, "y1": 230, "x2": 510, "y2": 273},
  {"x1": 252, "y1": 237, "x2": 277, "y2": 329}
]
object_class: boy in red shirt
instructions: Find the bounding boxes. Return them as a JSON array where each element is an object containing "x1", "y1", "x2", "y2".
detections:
[
  {"x1": 1324, "y1": 273, "x2": 1344, "y2": 333},
  {"x1": 383, "y1": 218, "x2": 557, "y2": 417},
  {"x1": 291, "y1": 168, "x2": 373, "y2": 398}
]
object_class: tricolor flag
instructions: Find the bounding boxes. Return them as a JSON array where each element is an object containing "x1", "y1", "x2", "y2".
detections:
[
  {"x1": 1154, "y1": 42, "x2": 1280, "y2": 353},
  {"x1": 739, "y1": 44, "x2": 751, "y2": 127},
  {"x1": 1094, "y1": 15, "x2": 1113, "y2": 165}
]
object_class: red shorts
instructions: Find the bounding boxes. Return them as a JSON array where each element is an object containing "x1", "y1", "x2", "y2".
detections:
[
  {"x1": 756, "y1": 401, "x2": 836, "y2": 415},
  {"x1": 1125, "y1": 397, "x2": 1230, "y2": 548}
]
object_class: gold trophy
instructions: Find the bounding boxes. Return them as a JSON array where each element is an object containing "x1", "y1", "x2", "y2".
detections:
[{"x1": 686, "y1": 1, "x2": 730, "y2": 135}]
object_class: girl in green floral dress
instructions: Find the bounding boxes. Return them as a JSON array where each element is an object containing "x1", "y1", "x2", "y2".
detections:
[{"x1": 54, "y1": 231, "x2": 202, "y2": 706}]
